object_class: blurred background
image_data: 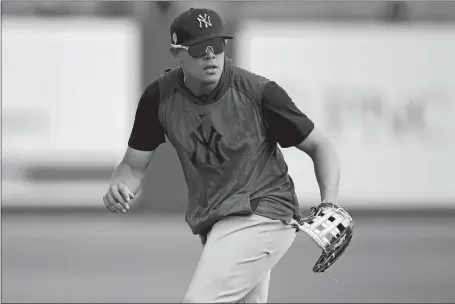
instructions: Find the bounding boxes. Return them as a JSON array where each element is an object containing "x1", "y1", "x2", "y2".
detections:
[{"x1": 2, "y1": 1, "x2": 455, "y2": 303}]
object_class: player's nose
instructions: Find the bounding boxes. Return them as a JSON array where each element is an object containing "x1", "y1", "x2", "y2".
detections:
[{"x1": 204, "y1": 46, "x2": 216, "y2": 58}]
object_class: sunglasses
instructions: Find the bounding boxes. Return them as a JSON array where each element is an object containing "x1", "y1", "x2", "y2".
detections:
[{"x1": 172, "y1": 37, "x2": 226, "y2": 58}]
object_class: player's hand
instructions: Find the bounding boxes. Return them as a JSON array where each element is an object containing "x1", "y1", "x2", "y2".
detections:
[
  {"x1": 103, "y1": 182, "x2": 135, "y2": 213},
  {"x1": 291, "y1": 202, "x2": 354, "y2": 273}
]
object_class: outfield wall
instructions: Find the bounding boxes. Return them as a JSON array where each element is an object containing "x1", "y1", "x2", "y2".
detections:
[
  {"x1": 236, "y1": 22, "x2": 455, "y2": 209},
  {"x1": 2, "y1": 16, "x2": 454, "y2": 211}
]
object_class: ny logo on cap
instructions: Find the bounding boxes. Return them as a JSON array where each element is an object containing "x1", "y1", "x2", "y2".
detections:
[{"x1": 197, "y1": 14, "x2": 212, "y2": 28}]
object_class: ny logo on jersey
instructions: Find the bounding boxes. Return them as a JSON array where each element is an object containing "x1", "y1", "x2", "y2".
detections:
[
  {"x1": 197, "y1": 14, "x2": 212, "y2": 28},
  {"x1": 190, "y1": 123, "x2": 226, "y2": 166}
]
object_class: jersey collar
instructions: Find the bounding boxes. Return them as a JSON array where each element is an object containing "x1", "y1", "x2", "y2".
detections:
[{"x1": 177, "y1": 57, "x2": 232, "y2": 106}]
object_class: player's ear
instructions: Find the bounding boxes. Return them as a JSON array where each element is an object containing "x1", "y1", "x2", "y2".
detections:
[{"x1": 169, "y1": 46, "x2": 182, "y2": 65}]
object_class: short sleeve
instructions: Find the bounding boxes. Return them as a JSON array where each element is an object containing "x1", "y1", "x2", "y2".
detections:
[
  {"x1": 128, "y1": 80, "x2": 166, "y2": 151},
  {"x1": 262, "y1": 81, "x2": 314, "y2": 148}
]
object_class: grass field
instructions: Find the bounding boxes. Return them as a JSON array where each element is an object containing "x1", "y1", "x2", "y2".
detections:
[{"x1": 2, "y1": 210, "x2": 455, "y2": 303}]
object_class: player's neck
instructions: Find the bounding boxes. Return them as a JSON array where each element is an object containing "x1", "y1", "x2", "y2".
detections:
[{"x1": 183, "y1": 74, "x2": 219, "y2": 97}]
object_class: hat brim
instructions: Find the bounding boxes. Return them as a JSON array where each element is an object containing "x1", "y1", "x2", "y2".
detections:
[{"x1": 183, "y1": 33, "x2": 233, "y2": 46}]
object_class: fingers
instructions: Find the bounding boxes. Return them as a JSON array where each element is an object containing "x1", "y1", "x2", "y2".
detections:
[
  {"x1": 107, "y1": 191, "x2": 127, "y2": 213},
  {"x1": 103, "y1": 183, "x2": 135, "y2": 214},
  {"x1": 110, "y1": 185, "x2": 130, "y2": 211},
  {"x1": 117, "y1": 184, "x2": 135, "y2": 205},
  {"x1": 105, "y1": 192, "x2": 123, "y2": 213},
  {"x1": 103, "y1": 196, "x2": 118, "y2": 213}
]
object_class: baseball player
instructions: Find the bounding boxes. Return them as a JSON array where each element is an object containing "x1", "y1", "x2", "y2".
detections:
[{"x1": 103, "y1": 8, "x2": 342, "y2": 303}]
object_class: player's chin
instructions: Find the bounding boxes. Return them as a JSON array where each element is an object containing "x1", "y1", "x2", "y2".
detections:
[{"x1": 200, "y1": 71, "x2": 221, "y2": 84}]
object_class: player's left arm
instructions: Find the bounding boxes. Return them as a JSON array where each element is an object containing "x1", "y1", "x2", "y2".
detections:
[
  {"x1": 262, "y1": 81, "x2": 340, "y2": 203},
  {"x1": 295, "y1": 128, "x2": 340, "y2": 203}
]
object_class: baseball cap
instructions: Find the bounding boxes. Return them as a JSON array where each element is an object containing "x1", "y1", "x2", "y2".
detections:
[{"x1": 170, "y1": 8, "x2": 233, "y2": 46}]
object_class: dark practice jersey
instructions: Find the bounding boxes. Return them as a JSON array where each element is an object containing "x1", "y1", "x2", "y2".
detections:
[{"x1": 128, "y1": 58, "x2": 314, "y2": 236}]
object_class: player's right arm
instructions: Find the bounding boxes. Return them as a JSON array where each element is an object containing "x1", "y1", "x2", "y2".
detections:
[
  {"x1": 103, "y1": 80, "x2": 166, "y2": 213},
  {"x1": 104, "y1": 148, "x2": 156, "y2": 213}
]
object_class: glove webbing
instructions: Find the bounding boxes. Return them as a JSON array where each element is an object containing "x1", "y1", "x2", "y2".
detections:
[
  {"x1": 290, "y1": 204, "x2": 353, "y2": 283},
  {"x1": 290, "y1": 219, "x2": 340, "y2": 283},
  {"x1": 292, "y1": 206, "x2": 351, "y2": 251}
]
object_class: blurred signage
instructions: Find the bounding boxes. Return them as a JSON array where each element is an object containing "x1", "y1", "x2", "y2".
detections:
[
  {"x1": 2, "y1": 17, "x2": 140, "y2": 166},
  {"x1": 2, "y1": 17, "x2": 140, "y2": 207},
  {"x1": 237, "y1": 22, "x2": 455, "y2": 207}
]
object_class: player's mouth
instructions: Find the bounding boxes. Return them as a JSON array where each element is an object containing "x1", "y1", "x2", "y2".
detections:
[{"x1": 203, "y1": 64, "x2": 218, "y2": 74}]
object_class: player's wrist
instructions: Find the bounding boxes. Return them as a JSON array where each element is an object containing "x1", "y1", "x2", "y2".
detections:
[{"x1": 321, "y1": 199, "x2": 336, "y2": 205}]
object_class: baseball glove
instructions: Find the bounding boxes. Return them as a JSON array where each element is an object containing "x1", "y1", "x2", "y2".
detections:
[{"x1": 291, "y1": 202, "x2": 354, "y2": 274}]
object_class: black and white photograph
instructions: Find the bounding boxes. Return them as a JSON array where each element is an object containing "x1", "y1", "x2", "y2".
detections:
[{"x1": 2, "y1": 1, "x2": 455, "y2": 303}]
